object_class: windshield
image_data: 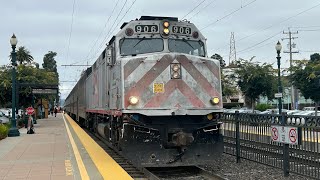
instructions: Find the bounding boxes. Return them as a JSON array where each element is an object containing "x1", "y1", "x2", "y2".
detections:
[
  {"x1": 119, "y1": 38, "x2": 164, "y2": 56},
  {"x1": 168, "y1": 39, "x2": 205, "y2": 57}
]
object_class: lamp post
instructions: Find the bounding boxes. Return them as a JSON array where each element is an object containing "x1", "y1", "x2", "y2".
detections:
[
  {"x1": 275, "y1": 41, "x2": 282, "y2": 115},
  {"x1": 8, "y1": 34, "x2": 20, "y2": 137}
]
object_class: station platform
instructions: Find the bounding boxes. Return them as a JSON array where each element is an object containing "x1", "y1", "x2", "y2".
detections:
[{"x1": 0, "y1": 113, "x2": 133, "y2": 180}]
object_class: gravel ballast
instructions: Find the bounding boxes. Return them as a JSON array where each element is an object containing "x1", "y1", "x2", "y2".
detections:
[{"x1": 201, "y1": 153, "x2": 314, "y2": 180}]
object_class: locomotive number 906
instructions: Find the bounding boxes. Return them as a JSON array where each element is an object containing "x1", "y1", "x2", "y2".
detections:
[
  {"x1": 172, "y1": 26, "x2": 192, "y2": 35},
  {"x1": 135, "y1": 25, "x2": 159, "y2": 33}
]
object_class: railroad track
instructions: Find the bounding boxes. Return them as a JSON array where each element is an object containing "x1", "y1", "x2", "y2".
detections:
[
  {"x1": 84, "y1": 128, "x2": 224, "y2": 180},
  {"x1": 146, "y1": 166, "x2": 225, "y2": 180}
]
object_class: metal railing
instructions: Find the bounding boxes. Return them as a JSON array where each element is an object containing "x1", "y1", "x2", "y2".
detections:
[{"x1": 221, "y1": 112, "x2": 320, "y2": 179}]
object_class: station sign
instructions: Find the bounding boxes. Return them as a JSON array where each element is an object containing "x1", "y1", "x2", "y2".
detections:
[
  {"x1": 271, "y1": 125, "x2": 298, "y2": 145},
  {"x1": 32, "y1": 88, "x2": 57, "y2": 94},
  {"x1": 274, "y1": 93, "x2": 283, "y2": 98}
]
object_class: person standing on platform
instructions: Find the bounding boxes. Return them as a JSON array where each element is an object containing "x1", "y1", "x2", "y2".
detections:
[
  {"x1": 54, "y1": 106, "x2": 58, "y2": 117},
  {"x1": 27, "y1": 115, "x2": 35, "y2": 134}
]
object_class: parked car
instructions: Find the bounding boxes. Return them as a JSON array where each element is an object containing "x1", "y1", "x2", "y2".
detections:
[
  {"x1": 0, "y1": 109, "x2": 11, "y2": 117},
  {"x1": 286, "y1": 110, "x2": 302, "y2": 115},
  {"x1": 292, "y1": 111, "x2": 316, "y2": 116},
  {"x1": 302, "y1": 107, "x2": 320, "y2": 111},
  {"x1": 0, "y1": 112, "x2": 10, "y2": 124}
]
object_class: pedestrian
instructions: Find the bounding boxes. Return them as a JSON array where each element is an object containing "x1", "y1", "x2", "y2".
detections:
[
  {"x1": 54, "y1": 107, "x2": 57, "y2": 117},
  {"x1": 27, "y1": 115, "x2": 35, "y2": 134}
]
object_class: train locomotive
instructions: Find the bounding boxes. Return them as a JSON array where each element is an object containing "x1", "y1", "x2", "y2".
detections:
[{"x1": 64, "y1": 16, "x2": 223, "y2": 167}]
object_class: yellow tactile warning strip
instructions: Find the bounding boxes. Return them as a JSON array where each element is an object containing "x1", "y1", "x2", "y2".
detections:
[
  {"x1": 64, "y1": 114, "x2": 133, "y2": 180},
  {"x1": 63, "y1": 115, "x2": 90, "y2": 180}
]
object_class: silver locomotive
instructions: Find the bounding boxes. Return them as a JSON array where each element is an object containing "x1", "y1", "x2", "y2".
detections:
[{"x1": 65, "y1": 16, "x2": 223, "y2": 167}]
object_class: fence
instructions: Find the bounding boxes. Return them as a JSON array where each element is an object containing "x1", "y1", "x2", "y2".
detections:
[{"x1": 221, "y1": 112, "x2": 320, "y2": 179}]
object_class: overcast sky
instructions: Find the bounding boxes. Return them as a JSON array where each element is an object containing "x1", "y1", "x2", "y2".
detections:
[{"x1": 1, "y1": 0, "x2": 320, "y2": 99}]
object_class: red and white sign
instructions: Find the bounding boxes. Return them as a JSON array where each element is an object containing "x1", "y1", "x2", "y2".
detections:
[
  {"x1": 271, "y1": 127, "x2": 278, "y2": 141},
  {"x1": 26, "y1": 107, "x2": 35, "y2": 115},
  {"x1": 289, "y1": 128, "x2": 297, "y2": 144},
  {"x1": 271, "y1": 126, "x2": 299, "y2": 145}
]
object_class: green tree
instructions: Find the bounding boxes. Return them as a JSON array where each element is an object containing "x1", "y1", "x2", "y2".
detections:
[
  {"x1": 232, "y1": 57, "x2": 277, "y2": 109},
  {"x1": 42, "y1": 51, "x2": 58, "y2": 72},
  {"x1": 289, "y1": 53, "x2": 320, "y2": 114},
  {"x1": 0, "y1": 66, "x2": 11, "y2": 107},
  {"x1": 221, "y1": 72, "x2": 238, "y2": 98},
  {"x1": 210, "y1": 54, "x2": 237, "y2": 98},
  {"x1": 211, "y1": 54, "x2": 226, "y2": 68},
  {"x1": 0, "y1": 64, "x2": 59, "y2": 108},
  {"x1": 15, "y1": 46, "x2": 34, "y2": 65}
]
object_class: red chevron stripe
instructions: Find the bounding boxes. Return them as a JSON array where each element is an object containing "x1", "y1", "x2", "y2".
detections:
[
  {"x1": 124, "y1": 57, "x2": 146, "y2": 80},
  {"x1": 144, "y1": 79, "x2": 205, "y2": 108},
  {"x1": 203, "y1": 59, "x2": 220, "y2": 80},
  {"x1": 144, "y1": 80, "x2": 176, "y2": 107},
  {"x1": 124, "y1": 55, "x2": 174, "y2": 108},
  {"x1": 176, "y1": 55, "x2": 220, "y2": 97},
  {"x1": 178, "y1": 80, "x2": 206, "y2": 108}
]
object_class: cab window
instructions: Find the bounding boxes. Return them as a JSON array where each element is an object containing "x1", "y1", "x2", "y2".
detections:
[
  {"x1": 168, "y1": 39, "x2": 205, "y2": 57},
  {"x1": 119, "y1": 38, "x2": 164, "y2": 56}
]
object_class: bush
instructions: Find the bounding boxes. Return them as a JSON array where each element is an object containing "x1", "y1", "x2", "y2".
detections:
[
  {"x1": 0, "y1": 124, "x2": 9, "y2": 140},
  {"x1": 256, "y1": 103, "x2": 273, "y2": 111},
  {"x1": 17, "y1": 119, "x2": 24, "y2": 128}
]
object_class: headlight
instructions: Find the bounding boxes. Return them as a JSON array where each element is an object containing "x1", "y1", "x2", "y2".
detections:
[
  {"x1": 129, "y1": 96, "x2": 139, "y2": 105},
  {"x1": 163, "y1": 21, "x2": 170, "y2": 28},
  {"x1": 210, "y1": 97, "x2": 220, "y2": 105},
  {"x1": 171, "y1": 63, "x2": 181, "y2": 79},
  {"x1": 172, "y1": 64, "x2": 180, "y2": 71},
  {"x1": 172, "y1": 72, "x2": 180, "y2": 79},
  {"x1": 163, "y1": 28, "x2": 169, "y2": 35}
]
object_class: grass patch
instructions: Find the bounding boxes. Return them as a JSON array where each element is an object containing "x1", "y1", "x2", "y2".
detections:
[{"x1": 0, "y1": 123, "x2": 10, "y2": 140}]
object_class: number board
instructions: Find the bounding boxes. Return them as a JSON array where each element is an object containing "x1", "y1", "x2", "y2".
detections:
[
  {"x1": 153, "y1": 83, "x2": 164, "y2": 93},
  {"x1": 135, "y1": 25, "x2": 159, "y2": 33},
  {"x1": 172, "y1": 26, "x2": 192, "y2": 35}
]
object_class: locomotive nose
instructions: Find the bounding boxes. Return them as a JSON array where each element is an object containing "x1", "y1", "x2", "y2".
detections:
[{"x1": 171, "y1": 131, "x2": 194, "y2": 147}]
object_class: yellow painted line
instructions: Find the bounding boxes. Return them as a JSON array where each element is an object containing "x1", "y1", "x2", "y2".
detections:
[
  {"x1": 63, "y1": 115, "x2": 90, "y2": 180},
  {"x1": 222, "y1": 126, "x2": 319, "y2": 143},
  {"x1": 64, "y1": 114, "x2": 133, "y2": 180}
]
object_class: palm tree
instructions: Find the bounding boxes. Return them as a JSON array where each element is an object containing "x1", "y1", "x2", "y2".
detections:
[{"x1": 11, "y1": 46, "x2": 34, "y2": 65}]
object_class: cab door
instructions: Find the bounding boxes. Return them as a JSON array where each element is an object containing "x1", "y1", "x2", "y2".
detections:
[{"x1": 107, "y1": 43, "x2": 121, "y2": 110}]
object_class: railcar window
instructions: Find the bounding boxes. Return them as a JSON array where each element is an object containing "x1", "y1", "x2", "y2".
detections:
[
  {"x1": 168, "y1": 39, "x2": 205, "y2": 57},
  {"x1": 120, "y1": 38, "x2": 163, "y2": 56}
]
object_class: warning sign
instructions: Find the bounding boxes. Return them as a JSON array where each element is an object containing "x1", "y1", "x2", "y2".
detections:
[
  {"x1": 271, "y1": 127, "x2": 278, "y2": 141},
  {"x1": 289, "y1": 128, "x2": 297, "y2": 144},
  {"x1": 271, "y1": 126, "x2": 299, "y2": 145}
]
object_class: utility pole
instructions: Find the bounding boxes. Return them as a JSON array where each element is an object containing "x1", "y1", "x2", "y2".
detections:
[{"x1": 282, "y1": 28, "x2": 299, "y2": 110}]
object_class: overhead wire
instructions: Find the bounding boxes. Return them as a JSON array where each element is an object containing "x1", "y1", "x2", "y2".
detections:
[
  {"x1": 298, "y1": 29, "x2": 320, "y2": 32},
  {"x1": 66, "y1": 0, "x2": 76, "y2": 65},
  {"x1": 212, "y1": 2, "x2": 320, "y2": 53},
  {"x1": 105, "y1": 0, "x2": 138, "y2": 41},
  {"x1": 237, "y1": 31, "x2": 282, "y2": 54},
  {"x1": 200, "y1": 0, "x2": 258, "y2": 30},
  {"x1": 188, "y1": 0, "x2": 217, "y2": 21},
  {"x1": 82, "y1": 0, "x2": 122, "y2": 65},
  {"x1": 92, "y1": 0, "x2": 138, "y2": 61},
  {"x1": 181, "y1": 0, "x2": 206, "y2": 20},
  {"x1": 90, "y1": 0, "x2": 129, "y2": 60}
]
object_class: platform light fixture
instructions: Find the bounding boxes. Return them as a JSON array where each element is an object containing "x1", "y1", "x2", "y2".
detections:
[{"x1": 8, "y1": 34, "x2": 20, "y2": 137}]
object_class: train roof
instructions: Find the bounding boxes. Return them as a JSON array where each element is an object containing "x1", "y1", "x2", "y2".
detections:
[
  {"x1": 139, "y1": 16, "x2": 178, "y2": 21},
  {"x1": 120, "y1": 16, "x2": 179, "y2": 30}
]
